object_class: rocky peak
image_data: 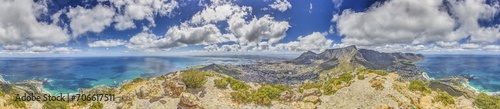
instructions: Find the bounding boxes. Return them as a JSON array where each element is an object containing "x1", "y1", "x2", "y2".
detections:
[{"x1": 317, "y1": 45, "x2": 358, "y2": 60}]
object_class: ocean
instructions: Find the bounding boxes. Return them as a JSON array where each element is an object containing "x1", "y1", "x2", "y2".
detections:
[
  {"x1": 0, "y1": 56, "x2": 253, "y2": 94},
  {"x1": 416, "y1": 55, "x2": 500, "y2": 93}
]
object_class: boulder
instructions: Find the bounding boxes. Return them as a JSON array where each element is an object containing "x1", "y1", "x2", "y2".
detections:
[
  {"x1": 292, "y1": 102, "x2": 316, "y2": 109},
  {"x1": 303, "y1": 88, "x2": 322, "y2": 97},
  {"x1": 178, "y1": 92, "x2": 205, "y2": 109},
  {"x1": 279, "y1": 91, "x2": 293, "y2": 102},
  {"x1": 164, "y1": 79, "x2": 185, "y2": 98},
  {"x1": 302, "y1": 96, "x2": 321, "y2": 104},
  {"x1": 292, "y1": 93, "x2": 304, "y2": 101}
]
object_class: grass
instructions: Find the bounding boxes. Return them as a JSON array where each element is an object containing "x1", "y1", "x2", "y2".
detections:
[
  {"x1": 5, "y1": 97, "x2": 25, "y2": 108},
  {"x1": 225, "y1": 77, "x2": 250, "y2": 91},
  {"x1": 474, "y1": 93, "x2": 500, "y2": 109},
  {"x1": 230, "y1": 84, "x2": 289, "y2": 105},
  {"x1": 181, "y1": 70, "x2": 208, "y2": 89},
  {"x1": 90, "y1": 102, "x2": 104, "y2": 109},
  {"x1": 299, "y1": 82, "x2": 322, "y2": 92},
  {"x1": 435, "y1": 90, "x2": 455, "y2": 105},
  {"x1": 43, "y1": 101, "x2": 69, "y2": 109},
  {"x1": 214, "y1": 79, "x2": 229, "y2": 88},
  {"x1": 408, "y1": 80, "x2": 431, "y2": 94}
]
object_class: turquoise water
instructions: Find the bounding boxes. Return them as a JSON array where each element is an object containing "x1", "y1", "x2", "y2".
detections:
[
  {"x1": 0, "y1": 56, "x2": 253, "y2": 94},
  {"x1": 416, "y1": 55, "x2": 500, "y2": 93}
]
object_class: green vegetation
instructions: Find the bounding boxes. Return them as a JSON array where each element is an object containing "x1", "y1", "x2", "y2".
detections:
[
  {"x1": 435, "y1": 90, "x2": 455, "y2": 105},
  {"x1": 43, "y1": 101, "x2": 69, "y2": 109},
  {"x1": 75, "y1": 99, "x2": 90, "y2": 106},
  {"x1": 357, "y1": 74, "x2": 365, "y2": 80},
  {"x1": 181, "y1": 70, "x2": 208, "y2": 89},
  {"x1": 322, "y1": 72, "x2": 353, "y2": 95},
  {"x1": 230, "y1": 84, "x2": 288, "y2": 105},
  {"x1": 366, "y1": 69, "x2": 389, "y2": 76},
  {"x1": 225, "y1": 77, "x2": 250, "y2": 91},
  {"x1": 5, "y1": 97, "x2": 25, "y2": 108},
  {"x1": 132, "y1": 77, "x2": 144, "y2": 83},
  {"x1": 0, "y1": 88, "x2": 5, "y2": 97},
  {"x1": 90, "y1": 102, "x2": 104, "y2": 109},
  {"x1": 214, "y1": 79, "x2": 229, "y2": 88},
  {"x1": 408, "y1": 80, "x2": 431, "y2": 94},
  {"x1": 474, "y1": 93, "x2": 500, "y2": 109},
  {"x1": 299, "y1": 82, "x2": 322, "y2": 92}
]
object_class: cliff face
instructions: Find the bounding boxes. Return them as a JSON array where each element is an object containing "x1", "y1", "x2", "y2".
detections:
[{"x1": 291, "y1": 45, "x2": 425, "y2": 79}]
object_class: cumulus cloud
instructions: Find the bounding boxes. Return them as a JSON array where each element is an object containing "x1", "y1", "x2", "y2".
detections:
[
  {"x1": 0, "y1": 0, "x2": 70, "y2": 47},
  {"x1": 110, "y1": 0, "x2": 179, "y2": 30},
  {"x1": 269, "y1": 0, "x2": 292, "y2": 12},
  {"x1": 67, "y1": 4, "x2": 116, "y2": 37},
  {"x1": 333, "y1": 0, "x2": 500, "y2": 47},
  {"x1": 229, "y1": 15, "x2": 290, "y2": 44},
  {"x1": 189, "y1": 3, "x2": 251, "y2": 25},
  {"x1": 127, "y1": 23, "x2": 233, "y2": 51},
  {"x1": 279, "y1": 32, "x2": 333, "y2": 51},
  {"x1": 334, "y1": 0, "x2": 457, "y2": 46},
  {"x1": 88, "y1": 39, "x2": 127, "y2": 47}
]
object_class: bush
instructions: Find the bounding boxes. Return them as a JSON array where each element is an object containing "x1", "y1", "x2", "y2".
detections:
[
  {"x1": 474, "y1": 93, "x2": 500, "y2": 109},
  {"x1": 214, "y1": 79, "x2": 229, "y2": 88},
  {"x1": 225, "y1": 77, "x2": 250, "y2": 91},
  {"x1": 90, "y1": 102, "x2": 104, "y2": 109},
  {"x1": 43, "y1": 101, "x2": 69, "y2": 109},
  {"x1": 338, "y1": 73, "x2": 354, "y2": 82},
  {"x1": 322, "y1": 84, "x2": 336, "y2": 95},
  {"x1": 0, "y1": 88, "x2": 5, "y2": 97},
  {"x1": 256, "y1": 85, "x2": 288, "y2": 100},
  {"x1": 132, "y1": 77, "x2": 144, "y2": 83},
  {"x1": 357, "y1": 75, "x2": 365, "y2": 80},
  {"x1": 229, "y1": 84, "x2": 288, "y2": 105},
  {"x1": 299, "y1": 82, "x2": 322, "y2": 92},
  {"x1": 181, "y1": 70, "x2": 208, "y2": 89},
  {"x1": 409, "y1": 80, "x2": 431, "y2": 94},
  {"x1": 435, "y1": 90, "x2": 454, "y2": 105}
]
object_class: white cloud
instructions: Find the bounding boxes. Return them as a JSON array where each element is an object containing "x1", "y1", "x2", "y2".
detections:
[
  {"x1": 88, "y1": 39, "x2": 127, "y2": 47},
  {"x1": 0, "y1": 0, "x2": 70, "y2": 47},
  {"x1": 1, "y1": 46, "x2": 81, "y2": 54},
  {"x1": 110, "y1": 0, "x2": 179, "y2": 30},
  {"x1": 483, "y1": 45, "x2": 500, "y2": 51},
  {"x1": 67, "y1": 4, "x2": 116, "y2": 37},
  {"x1": 269, "y1": 0, "x2": 292, "y2": 12},
  {"x1": 229, "y1": 15, "x2": 290, "y2": 44},
  {"x1": 334, "y1": 0, "x2": 457, "y2": 46},
  {"x1": 309, "y1": 3, "x2": 313, "y2": 13},
  {"x1": 189, "y1": 3, "x2": 251, "y2": 25},
  {"x1": 436, "y1": 41, "x2": 459, "y2": 47},
  {"x1": 127, "y1": 23, "x2": 233, "y2": 51},
  {"x1": 280, "y1": 32, "x2": 333, "y2": 51},
  {"x1": 448, "y1": 0, "x2": 500, "y2": 43}
]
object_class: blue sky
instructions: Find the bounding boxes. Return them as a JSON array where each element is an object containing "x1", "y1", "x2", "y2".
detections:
[{"x1": 0, "y1": 0, "x2": 499, "y2": 56}]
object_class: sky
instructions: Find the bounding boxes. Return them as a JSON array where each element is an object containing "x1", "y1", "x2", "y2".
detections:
[{"x1": 0, "y1": 0, "x2": 499, "y2": 56}]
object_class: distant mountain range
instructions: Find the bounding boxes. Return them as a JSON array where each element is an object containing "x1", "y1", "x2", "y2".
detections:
[
  {"x1": 200, "y1": 45, "x2": 426, "y2": 84},
  {"x1": 290, "y1": 45, "x2": 424, "y2": 79}
]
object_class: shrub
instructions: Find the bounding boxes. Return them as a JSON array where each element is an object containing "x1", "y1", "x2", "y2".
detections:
[
  {"x1": 132, "y1": 77, "x2": 144, "y2": 83},
  {"x1": 0, "y1": 88, "x2": 5, "y2": 97},
  {"x1": 251, "y1": 90, "x2": 272, "y2": 105},
  {"x1": 409, "y1": 80, "x2": 431, "y2": 94},
  {"x1": 181, "y1": 70, "x2": 208, "y2": 89},
  {"x1": 435, "y1": 90, "x2": 454, "y2": 105},
  {"x1": 256, "y1": 84, "x2": 288, "y2": 100},
  {"x1": 214, "y1": 79, "x2": 229, "y2": 88},
  {"x1": 230, "y1": 90, "x2": 252, "y2": 104},
  {"x1": 338, "y1": 73, "x2": 354, "y2": 82},
  {"x1": 322, "y1": 84, "x2": 336, "y2": 95},
  {"x1": 357, "y1": 74, "x2": 365, "y2": 80},
  {"x1": 90, "y1": 102, "x2": 104, "y2": 109},
  {"x1": 474, "y1": 93, "x2": 500, "y2": 109},
  {"x1": 43, "y1": 101, "x2": 69, "y2": 109},
  {"x1": 299, "y1": 82, "x2": 322, "y2": 92},
  {"x1": 367, "y1": 69, "x2": 389, "y2": 76},
  {"x1": 225, "y1": 77, "x2": 250, "y2": 91}
]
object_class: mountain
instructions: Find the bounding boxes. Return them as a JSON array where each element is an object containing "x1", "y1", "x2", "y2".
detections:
[{"x1": 290, "y1": 45, "x2": 425, "y2": 79}]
